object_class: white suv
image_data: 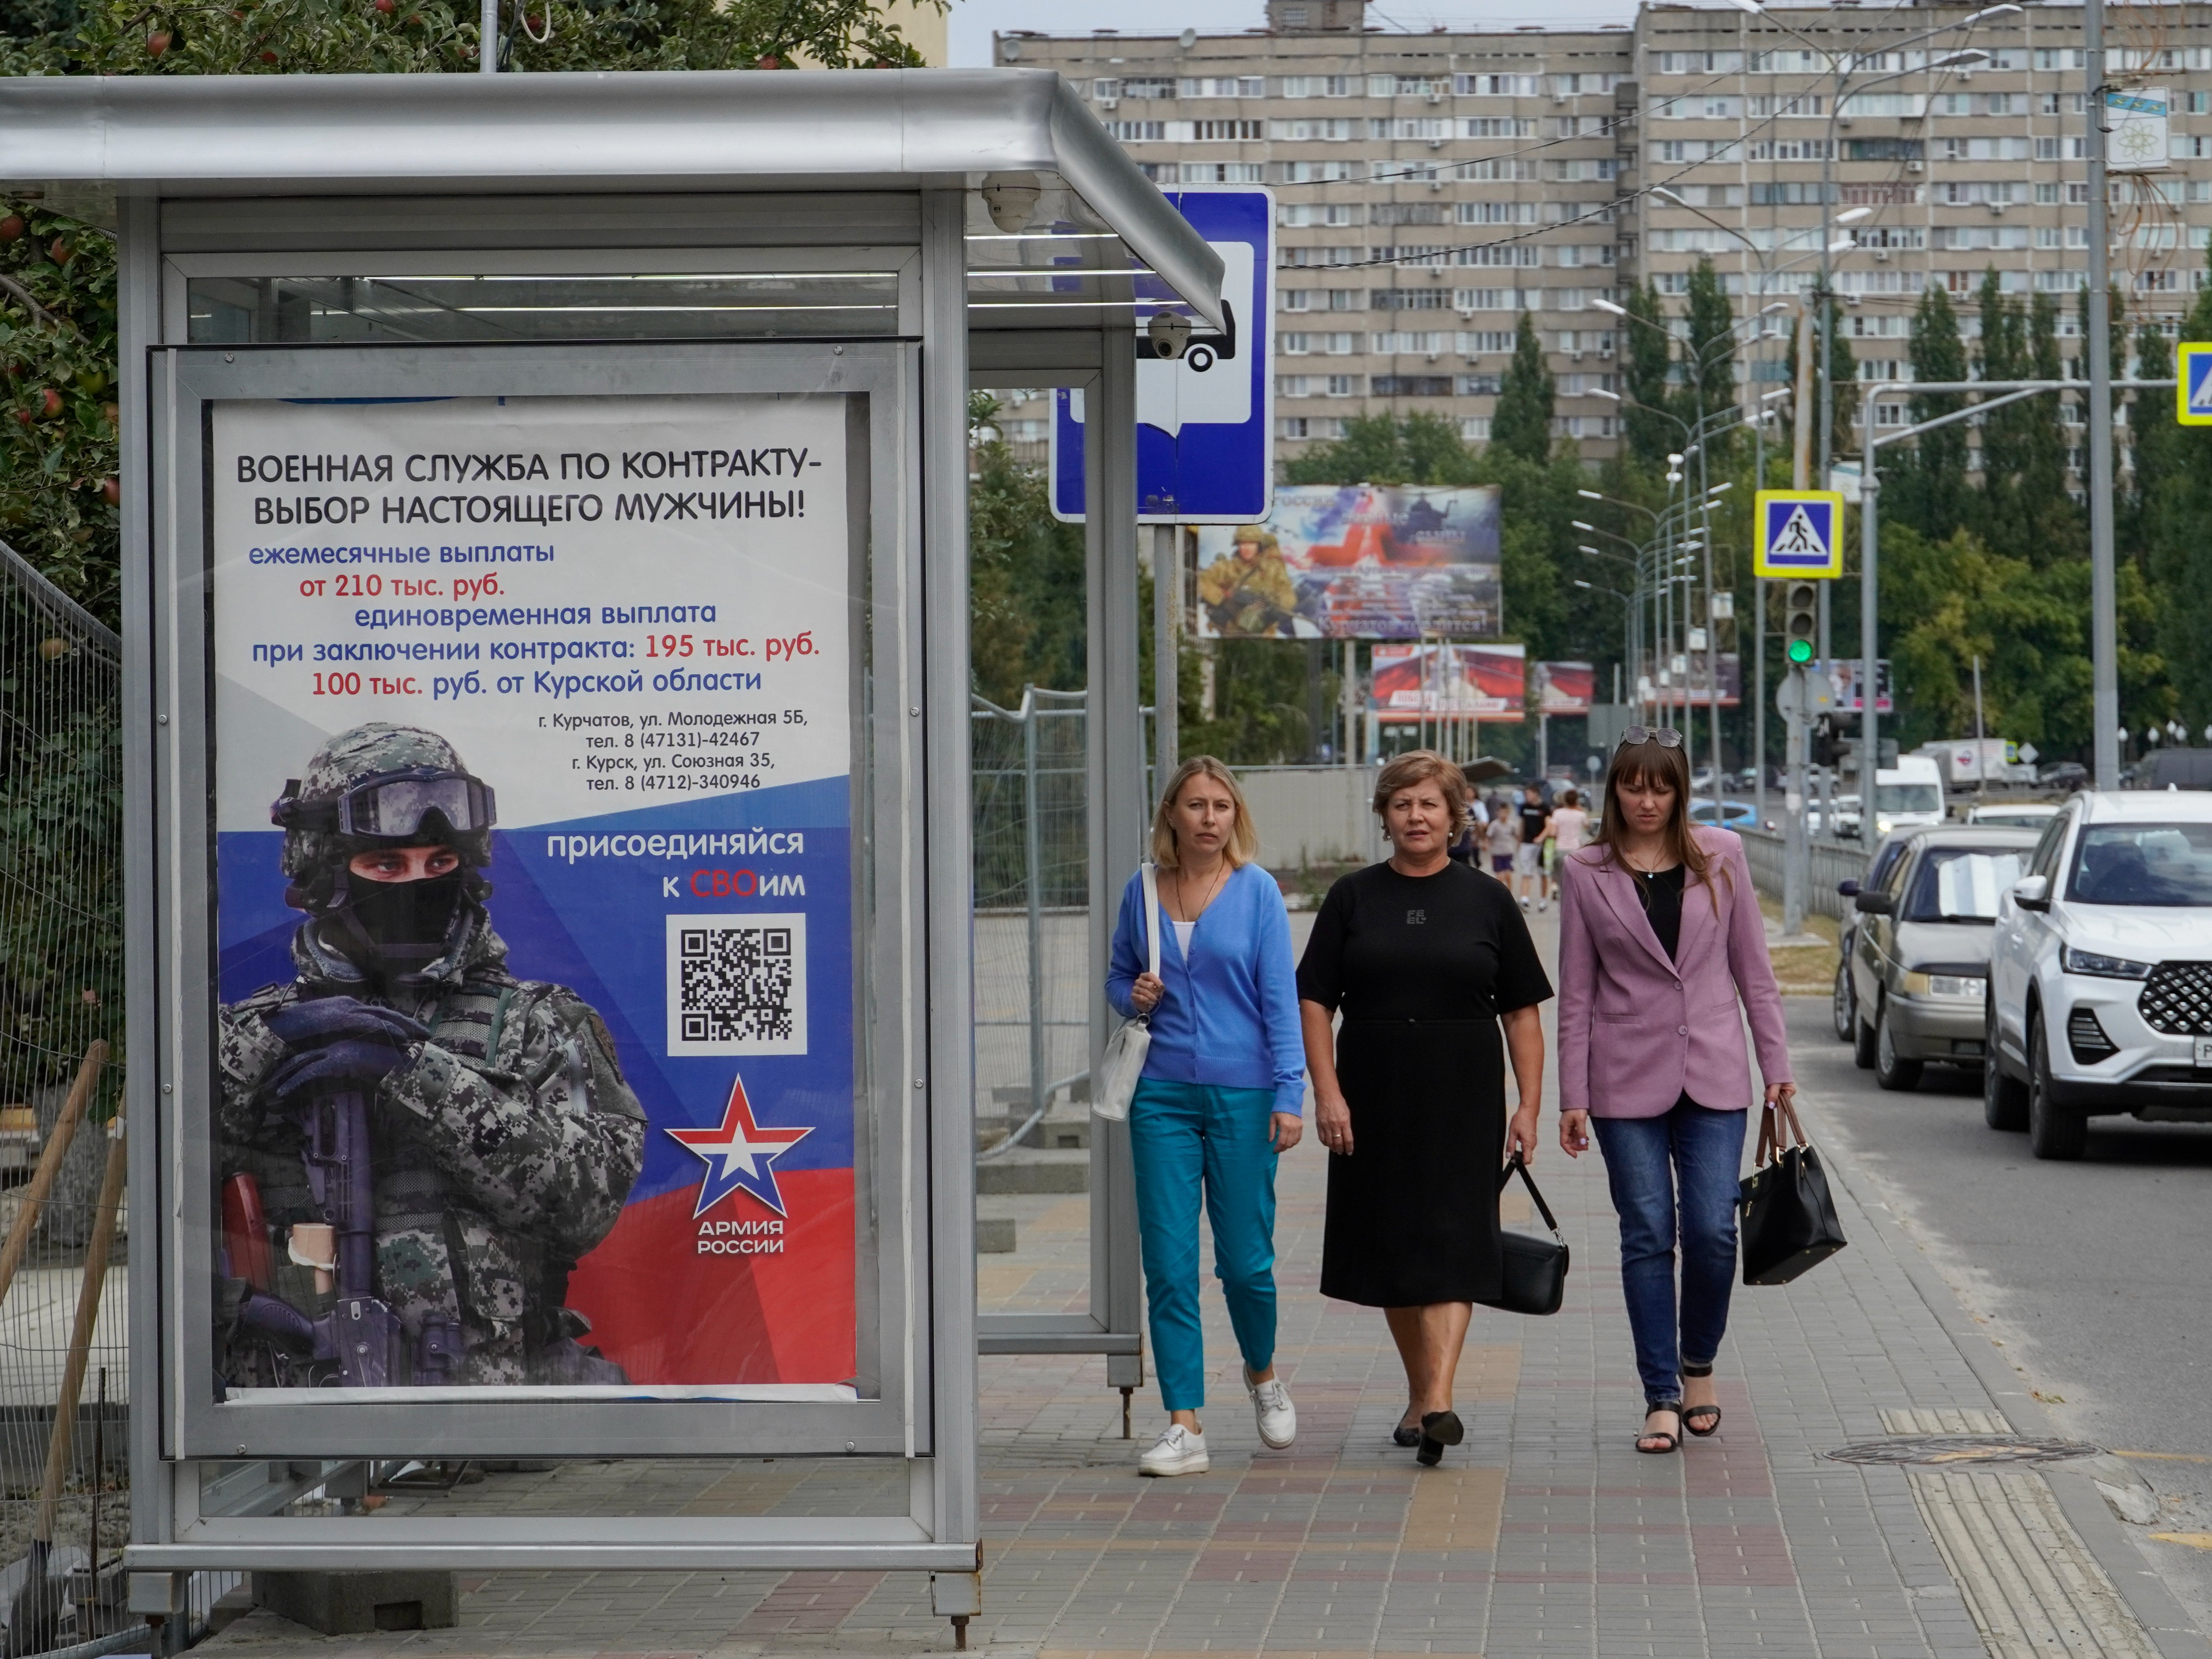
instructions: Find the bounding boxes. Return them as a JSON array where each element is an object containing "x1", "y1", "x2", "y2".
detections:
[{"x1": 1985, "y1": 791, "x2": 2212, "y2": 1158}]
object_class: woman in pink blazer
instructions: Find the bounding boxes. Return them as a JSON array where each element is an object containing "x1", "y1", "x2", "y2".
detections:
[{"x1": 1556, "y1": 729, "x2": 1794, "y2": 1455}]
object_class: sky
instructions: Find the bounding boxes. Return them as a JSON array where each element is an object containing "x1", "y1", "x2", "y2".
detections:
[{"x1": 945, "y1": 0, "x2": 1647, "y2": 67}]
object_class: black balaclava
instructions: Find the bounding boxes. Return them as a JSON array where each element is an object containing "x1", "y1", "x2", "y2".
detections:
[{"x1": 329, "y1": 860, "x2": 469, "y2": 978}]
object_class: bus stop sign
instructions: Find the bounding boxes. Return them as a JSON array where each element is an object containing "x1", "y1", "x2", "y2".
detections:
[{"x1": 1052, "y1": 187, "x2": 1273, "y2": 524}]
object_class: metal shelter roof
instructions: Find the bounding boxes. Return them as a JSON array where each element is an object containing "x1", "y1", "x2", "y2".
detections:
[{"x1": 0, "y1": 67, "x2": 1227, "y2": 330}]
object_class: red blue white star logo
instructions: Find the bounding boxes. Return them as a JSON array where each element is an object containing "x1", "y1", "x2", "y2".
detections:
[{"x1": 666, "y1": 1073, "x2": 813, "y2": 1218}]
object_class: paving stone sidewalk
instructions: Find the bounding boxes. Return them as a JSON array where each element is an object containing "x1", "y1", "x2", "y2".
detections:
[{"x1": 203, "y1": 918, "x2": 2210, "y2": 1659}]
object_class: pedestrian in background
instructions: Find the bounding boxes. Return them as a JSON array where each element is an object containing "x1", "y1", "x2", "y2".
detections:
[
  {"x1": 1554, "y1": 728, "x2": 1794, "y2": 1455},
  {"x1": 1106, "y1": 756, "x2": 1305, "y2": 1478},
  {"x1": 1516, "y1": 782, "x2": 1551, "y2": 912},
  {"x1": 1298, "y1": 750, "x2": 1550, "y2": 1466},
  {"x1": 1544, "y1": 787, "x2": 1589, "y2": 873},
  {"x1": 1484, "y1": 799, "x2": 1519, "y2": 881}
]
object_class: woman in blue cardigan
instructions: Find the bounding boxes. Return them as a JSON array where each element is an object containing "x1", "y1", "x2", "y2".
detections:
[{"x1": 1106, "y1": 755, "x2": 1307, "y2": 1478}]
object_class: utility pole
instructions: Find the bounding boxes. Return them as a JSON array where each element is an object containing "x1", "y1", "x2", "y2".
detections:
[
  {"x1": 1152, "y1": 524, "x2": 1179, "y2": 780},
  {"x1": 2085, "y1": 0, "x2": 2121, "y2": 791},
  {"x1": 1860, "y1": 464, "x2": 1879, "y2": 824}
]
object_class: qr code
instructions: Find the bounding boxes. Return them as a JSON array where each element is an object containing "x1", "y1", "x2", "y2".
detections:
[{"x1": 665, "y1": 914, "x2": 809, "y2": 1057}]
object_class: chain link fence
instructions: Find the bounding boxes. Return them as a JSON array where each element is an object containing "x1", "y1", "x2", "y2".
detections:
[
  {"x1": 0, "y1": 537, "x2": 148, "y2": 1658},
  {"x1": 971, "y1": 690, "x2": 1090, "y2": 1154}
]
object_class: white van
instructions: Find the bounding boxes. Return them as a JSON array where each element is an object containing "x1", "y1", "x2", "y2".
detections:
[{"x1": 1834, "y1": 754, "x2": 1947, "y2": 839}]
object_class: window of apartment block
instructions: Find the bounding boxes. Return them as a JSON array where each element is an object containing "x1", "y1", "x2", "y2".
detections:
[
  {"x1": 1838, "y1": 92, "x2": 1925, "y2": 118},
  {"x1": 1373, "y1": 117, "x2": 1450, "y2": 140},
  {"x1": 1545, "y1": 159, "x2": 1618, "y2": 181},
  {"x1": 1748, "y1": 49, "x2": 1821, "y2": 72},
  {"x1": 1455, "y1": 73, "x2": 1542, "y2": 96},
  {"x1": 1278, "y1": 417, "x2": 1346, "y2": 439},
  {"x1": 1270, "y1": 118, "x2": 1357, "y2": 141},
  {"x1": 1457, "y1": 158, "x2": 1539, "y2": 181},
  {"x1": 1459, "y1": 201, "x2": 1539, "y2": 225},
  {"x1": 1458, "y1": 373, "x2": 1504, "y2": 395},
  {"x1": 1655, "y1": 52, "x2": 1742, "y2": 74},
  {"x1": 1371, "y1": 202, "x2": 1447, "y2": 226},
  {"x1": 1460, "y1": 416, "x2": 1492, "y2": 441},
  {"x1": 1119, "y1": 77, "x2": 1176, "y2": 99},
  {"x1": 1459, "y1": 331, "x2": 1516, "y2": 354},
  {"x1": 1552, "y1": 73, "x2": 1618, "y2": 95},
  {"x1": 1107, "y1": 121, "x2": 1167, "y2": 142},
  {"x1": 1371, "y1": 331, "x2": 1448, "y2": 353},
  {"x1": 1940, "y1": 136, "x2": 2031, "y2": 162},
  {"x1": 1179, "y1": 77, "x2": 1264, "y2": 98},
  {"x1": 1280, "y1": 246, "x2": 1360, "y2": 267},
  {"x1": 1322, "y1": 333, "x2": 1357, "y2": 354},
  {"x1": 1278, "y1": 375, "x2": 1314, "y2": 397},
  {"x1": 1746, "y1": 94, "x2": 1823, "y2": 118},
  {"x1": 1279, "y1": 161, "x2": 1361, "y2": 183},
  {"x1": 1279, "y1": 205, "x2": 1361, "y2": 229},
  {"x1": 1193, "y1": 120, "x2": 1266, "y2": 141},
  {"x1": 1370, "y1": 75, "x2": 1450, "y2": 96},
  {"x1": 1371, "y1": 374, "x2": 1451, "y2": 396},
  {"x1": 1463, "y1": 118, "x2": 1538, "y2": 138},
  {"x1": 1452, "y1": 289, "x2": 1521, "y2": 312},
  {"x1": 1372, "y1": 288, "x2": 1452, "y2": 310},
  {"x1": 1183, "y1": 163, "x2": 1265, "y2": 183}
]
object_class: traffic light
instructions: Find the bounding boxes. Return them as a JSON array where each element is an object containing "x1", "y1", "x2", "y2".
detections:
[
  {"x1": 1811, "y1": 717, "x2": 1842, "y2": 768},
  {"x1": 1782, "y1": 581, "x2": 1819, "y2": 666}
]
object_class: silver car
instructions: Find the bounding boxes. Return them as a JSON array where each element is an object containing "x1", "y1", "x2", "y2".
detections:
[{"x1": 1849, "y1": 827, "x2": 2040, "y2": 1091}]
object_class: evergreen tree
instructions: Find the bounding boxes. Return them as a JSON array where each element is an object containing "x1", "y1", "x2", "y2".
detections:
[
  {"x1": 2143, "y1": 249, "x2": 2212, "y2": 730},
  {"x1": 1622, "y1": 278, "x2": 1675, "y2": 469},
  {"x1": 2123, "y1": 320, "x2": 2176, "y2": 581},
  {"x1": 2016, "y1": 290, "x2": 2079, "y2": 562},
  {"x1": 1972, "y1": 268, "x2": 2033, "y2": 556},
  {"x1": 1890, "y1": 284, "x2": 1970, "y2": 540},
  {"x1": 1823, "y1": 299, "x2": 1857, "y2": 465},
  {"x1": 1490, "y1": 310, "x2": 1555, "y2": 466}
]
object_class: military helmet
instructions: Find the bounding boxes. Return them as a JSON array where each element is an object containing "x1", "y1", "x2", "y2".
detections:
[
  {"x1": 1232, "y1": 525, "x2": 1279, "y2": 554},
  {"x1": 273, "y1": 722, "x2": 497, "y2": 881}
]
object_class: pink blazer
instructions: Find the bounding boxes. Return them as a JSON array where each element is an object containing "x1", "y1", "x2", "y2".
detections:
[{"x1": 1556, "y1": 827, "x2": 1792, "y2": 1118}]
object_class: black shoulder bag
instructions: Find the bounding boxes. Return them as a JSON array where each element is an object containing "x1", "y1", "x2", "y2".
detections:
[
  {"x1": 1476, "y1": 1155, "x2": 1569, "y2": 1316},
  {"x1": 1738, "y1": 1098, "x2": 1848, "y2": 1285}
]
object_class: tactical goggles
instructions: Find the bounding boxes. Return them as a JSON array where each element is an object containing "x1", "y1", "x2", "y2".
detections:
[
  {"x1": 1616, "y1": 726, "x2": 1684, "y2": 751},
  {"x1": 273, "y1": 767, "x2": 497, "y2": 839}
]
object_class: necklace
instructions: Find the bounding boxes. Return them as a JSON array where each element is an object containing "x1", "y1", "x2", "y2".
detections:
[{"x1": 1176, "y1": 858, "x2": 1229, "y2": 923}]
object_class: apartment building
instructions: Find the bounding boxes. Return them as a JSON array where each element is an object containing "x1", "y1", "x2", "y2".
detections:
[{"x1": 999, "y1": 0, "x2": 2212, "y2": 477}]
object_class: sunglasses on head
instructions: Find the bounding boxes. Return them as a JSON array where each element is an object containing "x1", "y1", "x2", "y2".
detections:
[{"x1": 1615, "y1": 726, "x2": 1683, "y2": 751}]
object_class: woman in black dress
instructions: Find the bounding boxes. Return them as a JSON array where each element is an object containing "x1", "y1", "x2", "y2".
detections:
[{"x1": 1298, "y1": 750, "x2": 1551, "y2": 1466}]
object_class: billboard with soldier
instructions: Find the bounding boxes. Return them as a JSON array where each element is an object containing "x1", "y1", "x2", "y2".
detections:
[
  {"x1": 208, "y1": 394, "x2": 861, "y2": 1400},
  {"x1": 1191, "y1": 484, "x2": 1502, "y2": 639}
]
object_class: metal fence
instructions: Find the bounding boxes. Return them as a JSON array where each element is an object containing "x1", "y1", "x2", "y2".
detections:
[
  {"x1": 971, "y1": 690, "x2": 1091, "y2": 1152},
  {"x1": 1738, "y1": 825, "x2": 1874, "y2": 921}
]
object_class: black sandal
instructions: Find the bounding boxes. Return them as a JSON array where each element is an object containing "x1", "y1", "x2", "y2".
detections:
[
  {"x1": 1682, "y1": 1362, "x2": 1721, "y2": 1438},
  {"x1": 1415, "y1": 1409, "x2": 1463, "y2": 1467},
  {"x1": 1637, "y1": 1406, "x2": 1682, "y2": 1455}
]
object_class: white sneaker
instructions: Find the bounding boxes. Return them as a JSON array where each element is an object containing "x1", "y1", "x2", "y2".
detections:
[
  {"x1": 1519, "y1": 895, "x2": 1531, "y2": 911},
  {"x1": 1538, "y1": 897, "x2": 1549, "y2": 913},
  {"x1": 1247, "y1": 1373, "x2": 1297, "y2": 1449},
  {"x1": 1138, "y1": 1424, "x2": 1209, "y2": 1477}
]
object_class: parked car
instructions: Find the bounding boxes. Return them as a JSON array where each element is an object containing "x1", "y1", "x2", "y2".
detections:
[
  {"x1": 1848, "y1": 827, "x2": 2039, "y2": 1089},
  {"x1": 1966, "y1": 802, "x2": 2062, "y2": 830},
  {"x1": 2038, "y1": 760, "x2": 2091, "y2": 791},
  {"x1": 1834, "y1": 827, "x2": 1923, "y2": 1041},
  {"x1": 1832, "y1": 755, "x2": 1947, "y2": 840},
  {"x1": 1689, "y1": 797, "x2": 1758, "y2": 830},
  {"x1": 1985, "y1": 791, "x2": 2212, "y2": 1158}
]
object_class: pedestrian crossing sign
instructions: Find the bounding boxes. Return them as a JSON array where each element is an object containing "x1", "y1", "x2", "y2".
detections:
[
  {"x1": 2178, "y1": 343, "x2": 2212, "y2": 426},
  {"x1": 1754, "y1": 489, "x2": 1845, "y2": 578}
]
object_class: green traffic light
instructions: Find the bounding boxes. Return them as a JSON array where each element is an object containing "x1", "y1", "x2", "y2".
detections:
[{"x1": 1786, "y1": 639, "x2": 1815, "y2": 665}]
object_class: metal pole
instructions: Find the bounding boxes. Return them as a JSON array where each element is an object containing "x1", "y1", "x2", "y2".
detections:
[
  {"x1": 1152, "y1": 523, "x2": 1179, "y2": 778},
  {"x1": 1973, "y1": 653, "x2": 1988, "y2": 798},
  {"x1": 1784, "y1": 670, "x2": 1808, "y2": 936},
  {"x1": 480, "y1": 0, "x2": 497, "y2": 71},
  {"x1": 1754, "y1": 580, "x2": 1767, "y2": 824},
  {"x1": 1860, "y1": 465, "x2": 1880, "y2": 833},
  {"x1": 2085, "y1": 0, "x2": 2121, "y2": 791},
  {"x1": 1021, "y1": 692, "x2": 1045, "y2": 1147}
]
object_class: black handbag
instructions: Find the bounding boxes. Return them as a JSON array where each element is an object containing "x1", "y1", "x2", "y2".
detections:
[
  {"x1": 1477, "y1": 1155, "x2": 1569, "y2": 1316},
  {"x1": 1738, "y1": 1099, "x2": 1848, "y2": 1286}
]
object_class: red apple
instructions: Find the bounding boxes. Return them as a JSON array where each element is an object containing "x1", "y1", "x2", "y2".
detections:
[
  {"x1": 101, "y1": 478, "x2": 121, "y2": 506},
  {"x1": 47, "y1": 237, "x2": 69, "y2": 265},
  {"x1": 146, "y1": 27, "x2": 171, "y2": 53},
  {"x1": 756, "y1": 53, "x2": 779, "y2": 68},
  {"x1": 373, "y1": 0, "x2": 393, "y2": 15},
  {"x1": 11, "y1": 411, "x2": 30, "y2": 427},
  {"x1": 0, "y1": 215, "x2": 23, "y2": 242},
  {"x1": 259, "y1": 47, "x2": 276, "y2": 60},
  {"x1": 38, "y1": 388, "x2": 62, "y2": 419}
]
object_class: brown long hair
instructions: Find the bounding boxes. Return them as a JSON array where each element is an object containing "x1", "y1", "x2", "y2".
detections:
[
  {"x1": 1151, "y1": 756, "x2": 1261, "y2": 870},
  {"x1": 1590, "y1": 733, "x2": 1726, "y2": 907}
]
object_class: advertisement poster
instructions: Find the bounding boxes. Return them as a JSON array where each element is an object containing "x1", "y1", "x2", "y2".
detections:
[
  {"x1": 1536, "y1": 661, "x2": 1595, "y2": 717},
  {"x1": 1191, "y1": 484, "x2": 1501, "y2": 639},
  {"x1": 1371, "y1": 642, "x2": 1526, "y2": 722},
  {"x1": 1819, "y1": 656, "x2": 1893, "y2": 714},
  {"x1": 1637, "y1": 653, "x2": 1743, "y2": 709},
  {"x1": 209, "y1": 394, "x2": 858, "y2": 1401}
]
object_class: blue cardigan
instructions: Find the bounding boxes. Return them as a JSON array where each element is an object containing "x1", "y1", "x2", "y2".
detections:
[{"x1": 1104, "y1": 861, "x2": 1307, "y2": 1115}]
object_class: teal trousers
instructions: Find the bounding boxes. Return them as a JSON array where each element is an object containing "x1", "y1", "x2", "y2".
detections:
[{"x1": 1127, "y1": 1077, "x2": 1280, "y2": 1411}]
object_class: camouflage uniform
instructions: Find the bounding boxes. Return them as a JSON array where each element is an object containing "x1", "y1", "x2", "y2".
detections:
[
  {"x1": 218, "y1": 723, "x2": 645, "y2": 1387},
  {"x1": 1198, "y1": 528, "x2": 1300, "y2": 637}
]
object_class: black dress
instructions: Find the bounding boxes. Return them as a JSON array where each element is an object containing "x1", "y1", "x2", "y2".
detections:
[{"x1": 1297, "y1": 861, "x2": 1554, "y2": 1307}]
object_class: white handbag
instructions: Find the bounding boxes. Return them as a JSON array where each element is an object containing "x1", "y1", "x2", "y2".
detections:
[{"x1": 1093, "y1": 863, "x2": 1161, "y2": 1122}]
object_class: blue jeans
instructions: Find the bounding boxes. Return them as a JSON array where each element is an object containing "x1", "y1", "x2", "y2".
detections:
[
  {"x1": 1128, "y1": 1078, "x2": 1280, "y2": 1412},
  {"x1": 1591, "y1": 1100, "x2": 1748, "y2": 1410}
]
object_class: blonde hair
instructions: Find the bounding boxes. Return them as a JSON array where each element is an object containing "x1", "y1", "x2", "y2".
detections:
[
  {"x1": 1372, "y1": 749, "x2": 1473, "y2": 839},
  {"x1": 1151, "y1": 756, "x2": 1260, "y2": 870}
]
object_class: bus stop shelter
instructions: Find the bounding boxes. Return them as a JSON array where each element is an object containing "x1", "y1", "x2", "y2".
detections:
[{"x1": 1, "y1": 67, "x2": 1219, "y2": 1621}]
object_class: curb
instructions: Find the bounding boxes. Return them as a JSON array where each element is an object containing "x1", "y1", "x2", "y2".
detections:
[{"x1": 1793, "y1": 1078, "x2": 2212, "y2": 1659}]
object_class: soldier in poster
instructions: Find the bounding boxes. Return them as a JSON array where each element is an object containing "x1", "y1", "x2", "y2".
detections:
[
  {"x1": 1197, "y1": 525, "x2": 1300, "y2": 637},
  {"x1": 215, "y1": 722, "x2": 646, "y2": 1389}
]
